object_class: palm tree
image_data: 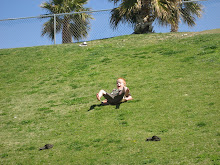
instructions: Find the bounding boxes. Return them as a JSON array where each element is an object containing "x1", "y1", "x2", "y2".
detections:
[
  {"x1": 40, "y1": 0, "x2": 92, "y2": 43},
  {"x1": 109, "y1": 0, "x2": 177, "y2": 33},
  {"x1": 109, "y1": 0, "x2": 203, "y2": 33},
  {"x1": 109, "y1": 0, "x2": 154, "y2": 33}
]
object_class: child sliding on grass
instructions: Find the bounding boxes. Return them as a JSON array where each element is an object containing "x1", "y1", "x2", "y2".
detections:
[{"x1": 96, "y1": 78, "x2": 133, "y2": 105}]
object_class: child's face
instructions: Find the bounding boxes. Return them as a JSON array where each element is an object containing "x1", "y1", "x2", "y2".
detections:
[{"x1": 116, "y1": 79, "x2": 125, "y2": 89}]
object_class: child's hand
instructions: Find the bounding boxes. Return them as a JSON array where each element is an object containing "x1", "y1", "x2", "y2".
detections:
[{"x1": 124, "y1": 87, "x2": 130, "y2": 96}]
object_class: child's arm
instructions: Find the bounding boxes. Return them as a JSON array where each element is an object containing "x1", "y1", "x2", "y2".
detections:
[{"x1": 123, "y1": 87, "x2": 133, "y2": 101}]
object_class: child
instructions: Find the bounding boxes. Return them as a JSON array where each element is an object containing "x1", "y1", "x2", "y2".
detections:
[{"x1": 96, "y1": 78, "x2": 133, "y2": 105}]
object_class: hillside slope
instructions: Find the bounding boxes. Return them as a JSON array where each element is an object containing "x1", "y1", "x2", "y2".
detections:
[{"x1": 0, "y1": 29, "x2": 220, "y2": 164}]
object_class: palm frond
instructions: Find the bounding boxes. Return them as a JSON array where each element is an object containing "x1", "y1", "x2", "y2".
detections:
[
  {"x1": 180, "y1": 2, "x2": 203, "y2": 27},
  {"x1": 69, "y1": 13, "x2": 90, "y2": 40},
  {"x1": 41, "y1": 18, "x2": 56, "y2": 41}
]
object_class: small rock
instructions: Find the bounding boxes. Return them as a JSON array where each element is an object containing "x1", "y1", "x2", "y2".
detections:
[{"x1": 79, "y1": 42, "x2": 87, "y2": 47}]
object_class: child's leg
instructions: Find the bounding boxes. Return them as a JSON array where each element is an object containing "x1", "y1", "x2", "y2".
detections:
[
  {"x1": 101, "y1": 99, "x2": 109, "y2": 105},
  {"x1": 96, "y1": 90, "x2": 106, "y2": 101},
  {"x1": 102, "y1": 99, "x2": 108, "y2": 103}
]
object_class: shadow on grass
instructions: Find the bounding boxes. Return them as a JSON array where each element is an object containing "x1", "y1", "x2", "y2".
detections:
[
  {"x1": 88, "y1": 102, "x2": 123, "y2": 111},
  {"x1": 88, "y1": 99, "x2": 140, "y2": 111}
]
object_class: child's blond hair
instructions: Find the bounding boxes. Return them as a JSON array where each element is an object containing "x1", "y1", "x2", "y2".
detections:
[{"x1": 117, "y1": 78, "x2": 126, "y2": 86}]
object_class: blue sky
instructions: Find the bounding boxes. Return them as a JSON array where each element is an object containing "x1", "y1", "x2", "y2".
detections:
[
  {"x1": 0, "y1": 0, "x2": 219, "y2": 49},
  {"x1": 0, "y1": 0, "x2": 116, "y2": 19}
]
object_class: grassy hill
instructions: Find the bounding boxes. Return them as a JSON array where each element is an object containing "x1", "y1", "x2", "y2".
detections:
[{"x1": 0, "y1": 29, "x2": 220, "y2": 164}]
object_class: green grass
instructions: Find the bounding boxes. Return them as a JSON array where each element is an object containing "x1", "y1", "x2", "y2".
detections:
[{"x1": 0, "y1": 29, "x2": 220, "y2": 165}]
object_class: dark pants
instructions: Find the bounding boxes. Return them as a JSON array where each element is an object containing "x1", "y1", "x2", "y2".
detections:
[{"x1": 103, "y1": 89, "x2": 125, "y2": 105}]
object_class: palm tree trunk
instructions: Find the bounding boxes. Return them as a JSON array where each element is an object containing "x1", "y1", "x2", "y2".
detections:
[
  {"x1": 171, "y1": 23, "x2": 179, "y2": 32},
  {"x1": 170, "y1": 1, "x2": 180, "y2": 32},
  {"x1": 62, "y1": 16, "x2": 73, "y2": 43},
  {"x1": 134, "y1": 19, "x2": 154, "y2": 34},
  {"x1": 134, "y1": 0, "x2": 155, "y2": 34}
]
